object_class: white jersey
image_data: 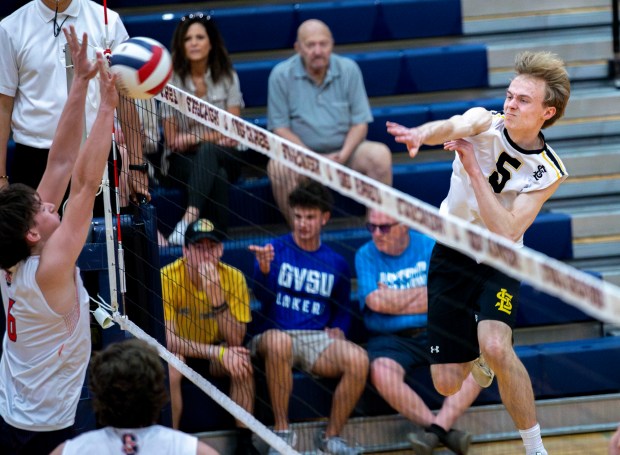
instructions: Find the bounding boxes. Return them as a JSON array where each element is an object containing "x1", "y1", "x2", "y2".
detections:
[
  {"x1": 0, "y1": 256, "x2": 91, "y2": 431},
  {"x1": 61, "y1": 425, "x2": 199, "y2": 455},
  {"x1": 440, "y1": 112, "x2": 568, "y2": 246}
]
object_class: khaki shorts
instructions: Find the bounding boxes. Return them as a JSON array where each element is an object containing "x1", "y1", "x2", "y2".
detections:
[{"x1": 249, "y1": 329, "x2": 334, "y2": 373}]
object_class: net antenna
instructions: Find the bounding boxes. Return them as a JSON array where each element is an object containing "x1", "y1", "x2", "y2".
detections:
[{"x1": 101, "y1": 0, "x2": 125, "y2": 314}]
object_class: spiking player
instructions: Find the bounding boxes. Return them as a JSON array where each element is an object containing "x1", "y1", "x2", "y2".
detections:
[{"x1": 386, "y1": 51, "x2": 571, "y2": 455}]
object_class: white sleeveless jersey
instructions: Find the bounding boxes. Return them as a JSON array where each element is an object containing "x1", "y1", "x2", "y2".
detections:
[
  {"x1": 0, "y1": 256, "x2": 91, "y2": 431},
  {"x1": 440, "y1": 112, "x2": 568, "y2": 246},
  {"x1": 61, "y1": 425, "x2": 199, "y2": 455}
]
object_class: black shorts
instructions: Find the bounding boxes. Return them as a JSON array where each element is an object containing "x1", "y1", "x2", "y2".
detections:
[
  {"x1": 427, "y1": 243, "x2": 520, "y2": 364},
  {"x1": 0, "y1": 414, "x2": 75, "y2": 455},
  {"x1": 367, "y1": 331, "x2": 430, "y2": 375}
]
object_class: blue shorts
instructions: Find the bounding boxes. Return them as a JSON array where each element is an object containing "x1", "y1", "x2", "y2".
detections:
[
  {"x1": 367, "y1": 330, "x2": 430, "y2": 375},
  {"x1": 427, "y1": 243, "x2": 520, "y2": 364}
]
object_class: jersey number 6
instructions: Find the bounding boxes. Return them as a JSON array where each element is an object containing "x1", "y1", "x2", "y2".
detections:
[{"x1": 7, "y1": 298, "x2": 17, "y2": 342}]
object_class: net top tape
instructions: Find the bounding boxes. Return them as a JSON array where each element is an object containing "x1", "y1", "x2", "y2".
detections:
[{"x1": 156, "y1": 84, "x2": 620, "y2": 324}]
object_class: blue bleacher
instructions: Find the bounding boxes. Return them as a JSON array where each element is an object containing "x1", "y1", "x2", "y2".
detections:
[
  {"x1": 120, "y1": 0, "x2": 462, "y2": 54},
  {"x1": 237, "y1": 45, "x2": 488, "y2": 108}
]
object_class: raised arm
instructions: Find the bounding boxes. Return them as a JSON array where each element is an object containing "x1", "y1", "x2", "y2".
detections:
[
  {"x1": 0, "y1": 94, "x2": 13, "y2": 191},
  {"x1": 386, "y1": 107, "x2": 492, "y2": 158},
  {"x1": 36, "y1": 53, "x2": 118, "y2": 314},
  {"x1": 37, "y1": 27, "x2": 99, "y2": 207},
  {"x1": 117, "y1": 95, "x2": 150, "y2": 203}
]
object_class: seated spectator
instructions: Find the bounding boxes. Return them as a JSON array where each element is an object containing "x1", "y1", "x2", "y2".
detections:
[
  {"x1": 248, "y1": 180, "x2": 368, "y2": 455},
  {"x1": 163, "y1": 13, "x2": 244, "y2": 245},
  {"x1": 355, "y1": 209, "x2": 484, "y2": 455},
  {"x1": 50, "y1": 338, "x2": 218, "y2": 455},
  {"x1": 267, "y1": 19, "x2": 392, "y2": 225},
  {"x1": 161, "y1": 219, "x2": 258, "y2": 455}
]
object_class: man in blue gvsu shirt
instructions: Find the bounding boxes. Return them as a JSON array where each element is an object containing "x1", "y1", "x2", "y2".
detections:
[{"x1": 249, "y1": 180, "x2": 367, "y2": 455}]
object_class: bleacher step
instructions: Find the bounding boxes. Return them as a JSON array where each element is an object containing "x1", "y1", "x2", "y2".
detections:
[{"x1": 197, "y1": 394, "x2": 620, "y2": 454}]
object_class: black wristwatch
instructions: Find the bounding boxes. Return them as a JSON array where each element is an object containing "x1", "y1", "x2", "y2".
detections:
[{"x1": 128, "y1": 163, "x2": 148, "y2": 173}]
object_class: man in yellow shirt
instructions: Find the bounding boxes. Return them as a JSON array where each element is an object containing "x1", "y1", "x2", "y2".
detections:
[{"x1": 161, "y1": 219, "x2": 258, "y2": 455}]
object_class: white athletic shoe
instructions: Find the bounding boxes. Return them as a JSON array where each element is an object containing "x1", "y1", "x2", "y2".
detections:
[
  {"x1": 472, "y1": 354, "x2": 495, "y2": 388},
  {"x1": 268, "y1": 430, "x2": 297, "y2": 455}
]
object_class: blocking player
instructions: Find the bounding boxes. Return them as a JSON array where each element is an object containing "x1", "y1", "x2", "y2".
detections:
[{"x1": 0, "y1": 27, "x2": 115, "y2": 454}]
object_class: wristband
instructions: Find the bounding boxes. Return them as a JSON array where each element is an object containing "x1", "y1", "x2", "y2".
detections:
[
  {"x1": 128, "y1": 163, "x2": 148, "y2": 173},
  {"x1": 212, "y1": 301, "x2": 228, "y2": 315},
  {"x1": 218, "y1": 346, "x2": 226, "y2": 364}
]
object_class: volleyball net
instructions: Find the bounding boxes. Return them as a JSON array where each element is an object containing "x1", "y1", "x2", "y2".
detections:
[{"x1": 96, "y1": 83, "x2": 620, "y2": 453}]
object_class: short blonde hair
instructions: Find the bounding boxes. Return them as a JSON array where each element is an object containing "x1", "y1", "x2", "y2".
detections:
[{"x1": 514, "y1": 51, "x2": 571, "y2": 128}]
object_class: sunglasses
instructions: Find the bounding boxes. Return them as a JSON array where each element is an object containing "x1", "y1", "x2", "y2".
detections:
[{"x1": 366, "y1": 222, "x2": 399, "y2": 234}]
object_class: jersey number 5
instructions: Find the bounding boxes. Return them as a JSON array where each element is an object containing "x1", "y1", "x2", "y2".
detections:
[
  {"x1": 488, "y1": 152, "x2": 522, "y2": 193},
  {"x1": 7, "y1": 298, "x2": 17, "y2": 342}
]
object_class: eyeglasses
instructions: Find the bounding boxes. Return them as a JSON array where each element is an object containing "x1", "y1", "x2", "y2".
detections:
[
  {"x1": 366, "y1": 222, "x2": 399, "y2": 234},
  {"x1": 181, "y1": 12, "x2": 211, "y2": 22}
]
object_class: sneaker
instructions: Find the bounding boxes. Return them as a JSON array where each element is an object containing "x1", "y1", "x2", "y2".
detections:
[
  {"x1": 316, "y1": 431, "x2": 359, "y2": 455},
  {"x1": 268, "y1": 430, "x2": 297, "y2": 455},
  {"x1": 407, "y1": 431, "x2": 439, "y2": 455},
  {"x1": 167, "y1": 219, "x2": 189, "y2": 246},
  {"x1": 472, "y1": 354, "x2": 495, "y2": 388},
  {"x1": 441, "y1": 428, "x2": 472, "y2": 455}
]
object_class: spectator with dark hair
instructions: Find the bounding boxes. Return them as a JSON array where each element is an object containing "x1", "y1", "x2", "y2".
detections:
[
  {"x1": 50, "y1": 338, "x2": 218, "y2": 455},
  {"x1": 163, "y1": 13, "x2": 245, "y2": 246},
  {"x1": 248, "y1": 180, "x2": 367, "y2": 455}
]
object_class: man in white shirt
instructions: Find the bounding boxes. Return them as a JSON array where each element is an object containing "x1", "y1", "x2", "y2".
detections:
[{"x1": 0, "y1": 0, "x2": 149, "y2": 201}]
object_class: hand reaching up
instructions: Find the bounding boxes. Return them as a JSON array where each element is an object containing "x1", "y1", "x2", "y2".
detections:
[{"x1": 63, "y1": 26, "x2": 99, "y2": 82}]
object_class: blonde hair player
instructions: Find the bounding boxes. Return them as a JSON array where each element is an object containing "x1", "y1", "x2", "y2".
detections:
[{"x1": 386, "y1": 51, "x2": 571, "y2": 455}]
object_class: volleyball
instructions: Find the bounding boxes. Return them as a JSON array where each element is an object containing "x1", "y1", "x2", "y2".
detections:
[{"x1": 109, "y1": 37, "x2": 172, "y2": 100}]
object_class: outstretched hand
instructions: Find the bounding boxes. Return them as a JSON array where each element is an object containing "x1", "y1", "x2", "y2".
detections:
[
  {"x1": 63, "y1": 26, "x2": 99, "y2": 82},
  {"x1": 97, "y1": 55, "x2": 118, "y2": 111},
  {"x1": 386, "y1": 121, "x2": 423, "y2": 158},
  {"x1": 248, "y1": 244, "x2": 274, "y2": 275}
]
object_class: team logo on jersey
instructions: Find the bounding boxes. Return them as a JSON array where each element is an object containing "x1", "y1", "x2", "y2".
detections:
[
  {"x1": 430, "y1": 346, "x2": 440, "y2": 354},
  {"x1": 532, "y1": 165, "x2": 547, "y2": 181},
  {"x1": 122, "y1": 433, "x2": 139, "y2": 454},
  {"x1": 495, "y1": 288, "x2": 513, "y2": 315}
]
